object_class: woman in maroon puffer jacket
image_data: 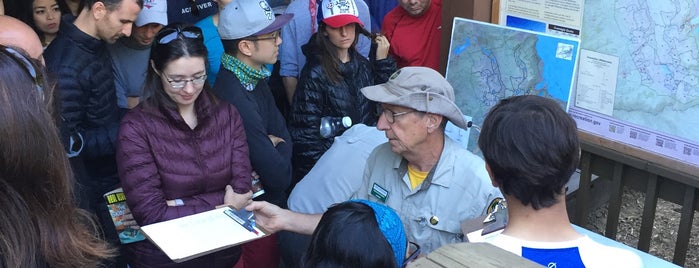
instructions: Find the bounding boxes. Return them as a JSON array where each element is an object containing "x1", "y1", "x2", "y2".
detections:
[{"x1": 116, "y1": 24, "x2": 253, "y2": 268}]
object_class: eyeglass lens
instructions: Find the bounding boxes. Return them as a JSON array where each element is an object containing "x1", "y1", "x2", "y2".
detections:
[{"x1": 168, "y1": 75, "x2": 207, "y2": 89}]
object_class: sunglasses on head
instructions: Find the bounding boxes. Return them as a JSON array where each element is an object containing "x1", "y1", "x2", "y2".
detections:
[
  {"x1": 156, "y1": 26, "x2": 203, "y2": 44},
  {"x1": 1, "y1": 46, "x2": 44, "y2": 100}
]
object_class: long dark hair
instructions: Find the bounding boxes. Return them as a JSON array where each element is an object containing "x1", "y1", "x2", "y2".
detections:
[
  {"x1": 301, "y1": 201, "x2": 398, "y2": 268},
  {"x1": 314, "y1": 21, "x2": 373, "y2": 84},
  {"x1": 141, "y1": 23, "x2": 213, "y2": 111},
  {"x1": 0, "y1": 44, "x2": 114, "y2": 268}
]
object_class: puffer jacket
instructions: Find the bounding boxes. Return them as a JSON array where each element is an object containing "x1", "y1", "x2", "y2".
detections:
[
  {"x1": 289, "y1": 33, "x2": 396, "y2": 180},
  {"x1": 44, "y1": 15, "x2": 122, "y2": 200},
  {"x1": 116, "y1": 92, "x2": 251, "y2": 267}
]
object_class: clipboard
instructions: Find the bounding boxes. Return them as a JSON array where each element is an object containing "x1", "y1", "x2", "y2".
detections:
[{"x1": 140, "y1": 206, "x2": 267, "y2": 263}]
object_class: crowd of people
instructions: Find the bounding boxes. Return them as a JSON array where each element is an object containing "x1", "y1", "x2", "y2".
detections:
[{"x1": 0, "y1": 0, "x2": 644, "y2": 267}]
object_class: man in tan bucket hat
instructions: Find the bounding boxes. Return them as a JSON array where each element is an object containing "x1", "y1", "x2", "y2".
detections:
[
  {"x1": 245, "y1": 66, "x2": 502, "y2": 257},
  {"x1": 354, "y1": 66, "x2": 501, "y2": 253}
]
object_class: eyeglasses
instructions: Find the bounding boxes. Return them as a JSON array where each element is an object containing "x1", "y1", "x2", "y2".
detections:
[
  {"x1": 245, "y1": 30, "x2": 281, "y2": 42},
  {"x1": 377, "y1": 106, "x2": 419, "y2": 124},
  {"x1": 403, "y1": 241, "x2": 421, "y2": 267},
  {"x1": 162, "y1": 74, "x2": 207, "y2": 89},
  {"x1": 156, "y1": 26, "x2": 203, "y2": 44},
  {"x1": 1, "y1": 46, "x2": 44, "y2": 100}
]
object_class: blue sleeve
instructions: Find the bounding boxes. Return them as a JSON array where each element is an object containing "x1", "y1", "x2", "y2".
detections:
[{"x1": 356, "y1": 0, "x2": 372, "y2": 58}]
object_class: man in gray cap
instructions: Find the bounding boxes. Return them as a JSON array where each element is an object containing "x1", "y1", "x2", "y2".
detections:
[
  {"x1": 246, "y1": 66, "x2": 502, "y2": 256},
  {"x1": 108, "y1": 0, "x2": 168, "y2": 109},
  {"x1": 212, "y1": 0, "x2": 293, "y2": 267}
]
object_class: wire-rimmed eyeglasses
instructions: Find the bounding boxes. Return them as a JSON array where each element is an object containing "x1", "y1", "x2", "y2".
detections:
[
  {"x1": 377, "y1": 106, "x2": 420, "y2": 124},
  {"x1": 245, "y1": 30, "x2": 281, "y2": 42},
  {"x1": 162, "y1": 73, "x2": 208, "y2": 89}
]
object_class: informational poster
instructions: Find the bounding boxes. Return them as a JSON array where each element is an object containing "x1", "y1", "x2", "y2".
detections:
[
  {"x1": 446, "y1": 18, "x2": 580, "y2": 154},
  {"x1": 499, "y1": 0, "x2": 584, "y2": 38},
  {"x1": 568, "y1": 0, "x2": 699, "y2": 166},
  {"x1": 574, "y1": 49, "x2": 618, "y2": 116}
]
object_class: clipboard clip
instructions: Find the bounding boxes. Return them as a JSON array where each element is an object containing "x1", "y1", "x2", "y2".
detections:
[{"x1": 223, "y1": 208, "x2": 259, "y2": 235}]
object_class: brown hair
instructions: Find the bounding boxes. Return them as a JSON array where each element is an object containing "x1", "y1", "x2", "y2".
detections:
[
  {"x1": 0, "y1": 45, "x2": 115, "y2": 267},
  {"x1": 315, "y1": 21, "x2": 372, "y2": 84}
]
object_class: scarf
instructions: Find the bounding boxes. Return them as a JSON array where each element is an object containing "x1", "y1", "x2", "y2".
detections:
[{"x1": 221, "y1": 53, "x2": 270, "y2": 91}]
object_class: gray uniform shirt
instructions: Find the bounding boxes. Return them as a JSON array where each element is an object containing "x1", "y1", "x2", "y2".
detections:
[{"x1": 353, "y1": 137, "x2": 503, "y2": 253}]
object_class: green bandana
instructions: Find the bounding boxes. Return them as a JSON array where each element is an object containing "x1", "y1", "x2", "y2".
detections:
[{"x1": 221, "y1": 53, "x2": 270, "y2": 91}]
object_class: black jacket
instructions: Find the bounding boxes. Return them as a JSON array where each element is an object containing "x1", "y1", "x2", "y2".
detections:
[
  {"x1": 213, "y1": 69, "x2": 293, "y2": 207},
  {"x1": 44, "y1": 16, "x2": 121, "y2": 190},
  {"x1": 289, "y1": 34, "x2": 396, "y2": 179}
]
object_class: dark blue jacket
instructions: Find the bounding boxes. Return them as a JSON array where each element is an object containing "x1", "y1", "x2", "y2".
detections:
[
  {"x1": 44, "y1": 16, "x2": 121, "y2": 190},
  {"x1": 212, "y1": 69, "x2": 293, "y2": 207}
]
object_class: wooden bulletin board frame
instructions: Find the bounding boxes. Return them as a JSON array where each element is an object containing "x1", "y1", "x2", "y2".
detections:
[{"x1": 439, "y1": 0, "x2": 699, "y2": 174}]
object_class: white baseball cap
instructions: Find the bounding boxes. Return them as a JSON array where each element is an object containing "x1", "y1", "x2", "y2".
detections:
[
  {"x1": 135, "y1": 0, "x2": 168, "y2": 27},
  {"x1": 319, "y1": 0, "x2": 363, "y2": 28}
]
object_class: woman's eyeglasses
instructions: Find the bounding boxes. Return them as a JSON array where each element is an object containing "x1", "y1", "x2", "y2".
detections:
[
  {"x1": 1, "y1": 46, "x2": 44, "y2": 100},
  {"x1": 163, "y1": 74, "x2": 208, "y2": 89},
  {"x1": 157, "y1": 27, "x2": 203, "y2": 44},
  {"x1": 403, "y1": 241, "x2": 421, "y2": 267}
]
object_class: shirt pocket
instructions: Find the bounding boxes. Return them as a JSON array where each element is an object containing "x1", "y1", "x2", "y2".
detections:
[{"x1": 422, "y1": 216, "x2": 464, "y2": 252}]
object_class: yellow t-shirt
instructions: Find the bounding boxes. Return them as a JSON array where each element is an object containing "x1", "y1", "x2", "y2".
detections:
[{"x1": 408, "y1": 165, "x2": 429, "y2": 190}]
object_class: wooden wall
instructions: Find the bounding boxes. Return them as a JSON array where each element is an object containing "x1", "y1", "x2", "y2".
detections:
[{"x1": 439, "y1": 0, "x2": 493, "y2": 74}]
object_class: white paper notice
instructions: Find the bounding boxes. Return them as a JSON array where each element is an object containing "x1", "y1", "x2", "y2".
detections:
[
  {"x1": 575, "y1": 49, "x2": 619, "y2": 116},
  {"x1": 499, "y1": 0, "x2": 584, "y2": 37}
]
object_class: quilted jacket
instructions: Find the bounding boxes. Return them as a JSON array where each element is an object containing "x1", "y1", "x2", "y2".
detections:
[
  {"x1": 289, "y1": 33, "x2": 396, "y2": 179},
  {"x1": 116, "y1": 92, "x2": 251, "y2": 267}
]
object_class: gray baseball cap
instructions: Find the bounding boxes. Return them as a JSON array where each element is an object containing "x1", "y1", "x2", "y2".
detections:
[
  {"x1": 361, "y1": 67, "x2": 469, "y2": 129},
  {"x1": 218, "y1": 0, "x2": 293, "y2": 40}
]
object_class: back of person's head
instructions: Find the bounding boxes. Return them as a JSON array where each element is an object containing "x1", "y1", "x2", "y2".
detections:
[
  {"x1": 0, "y1": 15, "x2": 44, "y2": 61},
  {"x1": 478, "y1": 95, "x2": 580, "y2": 210},
  {"x1": 302, "y1": 200, "x2": 407, "y2": 268},
  {"x1": 82, "y1": 0, "x2": 143, "y2": 11},
  {"x1": 0, "y1": 44, "x2": 114, "y2": 268},
  {"x1": 142, "y1": 23, "x2": 210, "y2": 110}
]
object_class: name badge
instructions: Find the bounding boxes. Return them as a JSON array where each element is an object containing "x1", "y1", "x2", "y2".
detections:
[{"x1": 370, "y1": 183, "x2": 389, "y2": 203}]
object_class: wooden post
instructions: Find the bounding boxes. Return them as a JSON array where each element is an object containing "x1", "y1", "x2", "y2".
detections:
[{"x1": 440, "y1": 0, "x2": 493, "y2": 75}]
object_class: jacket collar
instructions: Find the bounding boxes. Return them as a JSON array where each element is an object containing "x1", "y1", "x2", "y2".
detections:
[
  {"x1": 393, "y1": 136, "x2": 457, "y2": 191},
  {"x1": 59, "y1": 15, "x2": 104, "y2": 54},
  {"x1": 159, "y1": 92, "x2": 217, "y2": 130}
]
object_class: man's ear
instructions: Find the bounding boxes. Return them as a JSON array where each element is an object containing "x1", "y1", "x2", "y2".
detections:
[
  {"x1": 425, "y1": 114, "x2": 442, "y2": 133},
  {"x1": 238, "y1": 40, "x2": 254, "y2": 57},
  {"x1": 485, "y1": 163, "x2": 499, "y2": 187},
  {"x1": 92, "y1": 2, "x2": 107, "y2": 20}
]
